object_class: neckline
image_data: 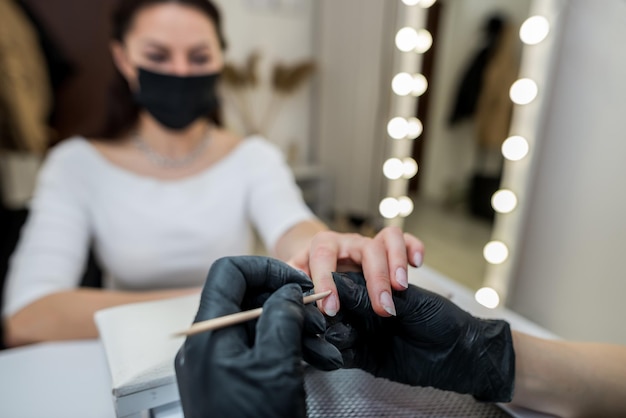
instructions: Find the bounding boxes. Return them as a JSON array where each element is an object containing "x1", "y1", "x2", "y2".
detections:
[{"x1": 75, "y1": 136, "x2": 259, "y2": 185}]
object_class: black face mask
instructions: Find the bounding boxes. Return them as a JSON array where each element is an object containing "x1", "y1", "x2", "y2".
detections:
[{"x1": 133, "y1": 68, "x2": 220, "y2": 130}]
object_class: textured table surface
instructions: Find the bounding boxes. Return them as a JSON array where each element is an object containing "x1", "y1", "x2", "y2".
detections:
[{"x1": 305, "y1": 368, "x2": 510, "y2": 418}]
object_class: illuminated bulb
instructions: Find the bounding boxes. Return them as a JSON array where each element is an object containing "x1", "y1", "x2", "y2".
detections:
[
  {"x1": 383, "y1": 158, "x2": 404, "y2": 180},
  {"x1": 392, "y1": 72, "x2": 414, "y2": 96},
  {"x1": 387, "y1": 117, "x2": 409, "y2": 139},
  {"x1": 402, "y1": 158, "x2": 419, "y2": 179},
  {"x1": 406, "y1": 117, "x2": 423, "y2": 139},
  {"x1": 414, "y1": 29, "x2": 433, "y2": 53},
  {"x1": 483, "y1": 241, "x2": 509, "y2": 265},
  {"x1": 510, "y1": 78, "x2": 538, "y2": 105},
  {"x1": 401, "y1": 0, "x2": 421, "y2": 5},
  {"x1": 398, "y1": 196, "x2": 415, "y2": 217},
  {"x1": 419, "y1": 0, "x2": 437, "y2": 8},
  {"x1": 380, "y1": 197, "x2": 401, "y2": 219},
  {"x1": 396, "y1": 27, "x2": 419, "y2": 52},
  {"x1": 411, "y1": 73, "x2": 428, "y2": 96},
  {"x1": 502, "y1": 135, "x2": 529, "y2": 161},
  {"x1": 491, "y1": 189, "x2": 517, "y2": 214},
  {"x1": 520, "y1": 16, "x2": 550, "y2": 45},
  {"x1": 475, "y1": 287, "x2": 500, "y2": 309}
]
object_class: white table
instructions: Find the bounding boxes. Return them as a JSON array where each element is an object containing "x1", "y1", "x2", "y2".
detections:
[
  {"x1": 0, "y1": 265, "x2": 556, "y2": 418},
  {"x1": 0, "y1": 339, "x2": 115, "y2": 418}
]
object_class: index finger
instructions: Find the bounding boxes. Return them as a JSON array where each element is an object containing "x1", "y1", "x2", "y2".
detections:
[{"x1": 307, "y1": 231, "x2": 341, "y2": 316}]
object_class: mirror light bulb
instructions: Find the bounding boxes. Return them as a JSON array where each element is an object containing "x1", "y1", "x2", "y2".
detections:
[
  {"x1": 379, "y1": 197, "x2": 400, "y2": 219},
  {"x1": 483, "y1": 241, "x2": 509, "y2": 264},
  {"x1": 502, "y1": 135, "x2": 529, "y2": 161},
  {"x1": 398, "y1": 196, "x2": 414, "y2": 217},
  {"x1": 388, "y1": 117, "x2": 409, "y2": 139},
  {"x1": 396, "y1": 27, "x2": 419, "y2": 52},
  {"x1": 510, "y1": 78, "x2": 538, "y2": 105},
  {"x1": 520, "y1": 16, "x2": 550, "y2": 45},
  {"x1": 412, "y1": 73, "x2": 428, "y2": 96},
  {"x1": 383, "y1": 158, "x2": 404, "y2": 180},
  {"x1": 475, "y1": 287, "x2": 500, "y2": 309},
  {"x1": 407, "y1": 117, "x2": 423, "y2": 139},
  {"x1": 392, "y1": 72, "x2": 414, "y2": 96},
  {"x1": 401, "y1": 0, "x2": 421, "y2": 5},
  {"x1": 414, "y1": 29, "x2": 433, "y2": 53},
  {"x1": 492, "y1": 189, "x2": 517, "y2": 214},
  {"x1": 402, "y1": 158, "x2": 419, "y2": 179}
]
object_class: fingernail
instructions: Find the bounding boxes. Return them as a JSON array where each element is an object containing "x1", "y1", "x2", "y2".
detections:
[
  {"x1": 380, "y1": 291, "x2": 396, "y2": 316},
  {"x1": 395, "y1": 267, "x2": 408, "y2": 289},
  {"x1": 323, "y1": 294, "x2": 338, "y2": 317},
  {"x1": 413, "y1": 252, "x2": 423, "y2": 268}
]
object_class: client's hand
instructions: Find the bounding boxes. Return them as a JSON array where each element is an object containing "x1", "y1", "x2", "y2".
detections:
[
  {"x1": 326, "y1": 272, "x2": 515, "y2": 402},
  {"x1": 175, "y1": 256, "x2": 343, "y2": 418}
]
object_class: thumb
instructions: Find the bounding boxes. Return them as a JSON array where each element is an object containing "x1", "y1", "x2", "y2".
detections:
[
  {"x1": 254, "y1": 283, "x2": 305, "y2": 361},
  {"x1": 332, "y1": 272, "x2": 372, "y2": 314}
]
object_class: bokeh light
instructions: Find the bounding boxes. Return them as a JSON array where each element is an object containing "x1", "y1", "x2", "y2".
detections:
[
  {"x1": 483, "y1": 241, "x2": 509, "y2": 264},
  {"x1": 520, "y1": 16, "x2": 550, "y2": 45},
  {"x1": 501, "y1": 135, "x2": 529, "y2": 161},
  {"x1": 475, "y1": 287, "x2": 500, "y2": 309}
]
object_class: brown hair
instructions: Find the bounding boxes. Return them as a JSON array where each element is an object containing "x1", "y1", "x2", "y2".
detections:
[{"x1": 99, "y1": 0, "x2": 227, "y2": 138}]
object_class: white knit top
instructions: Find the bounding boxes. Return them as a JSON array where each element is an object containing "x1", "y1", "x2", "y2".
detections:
[{"x1": 2, "y1": 136, "x2": 313, "y2": 317}]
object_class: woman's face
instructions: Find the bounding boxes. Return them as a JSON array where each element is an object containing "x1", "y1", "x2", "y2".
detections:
[{"x1": 112, "y1": 3, "x2": 224, "y2": 88}]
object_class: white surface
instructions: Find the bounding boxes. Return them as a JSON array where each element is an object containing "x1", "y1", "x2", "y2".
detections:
[
  {"x1": 94, "y1": 294, "x2": 200, "y2": 398},
  {"x1": 0, "y1": 340, "x2": 115, "y2": 418},
  {"x1": 0, "y1": 265, "x2": 555, "y2": 418}
]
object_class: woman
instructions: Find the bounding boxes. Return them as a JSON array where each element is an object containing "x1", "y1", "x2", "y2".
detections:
[{"x1": 2, "y1": 0, "x2": 424, "y2": 347}]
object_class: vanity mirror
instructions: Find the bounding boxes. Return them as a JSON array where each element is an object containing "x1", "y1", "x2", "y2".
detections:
[
  {"x1": 215, "y1": 0, "x2": 564, "y2": 308},
  {"x1": 386, "y1": 0, "x2": 565, "y2": 309}
]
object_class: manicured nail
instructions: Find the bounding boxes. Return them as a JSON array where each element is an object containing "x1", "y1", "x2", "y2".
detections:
[
  {"x1": 395, "y1": 267, "x2": 408, "y2": 289},
  {"x1": 413, "y1": 252, "x2": 423, "y2": 268},
  {"x1": 323, "y1": 294, "x2": 338, "y2": 317},
  {"x1": 380, "y1": 291, "x2": 396, "y2": 316}
]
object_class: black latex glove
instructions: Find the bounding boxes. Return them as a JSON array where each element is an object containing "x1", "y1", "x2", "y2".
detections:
[
  {"x1": 326, "y1": 272, "x2": 515, "y2": 402},
  {"x1": 175, "y1": 256, "x2": 343, "y2": 418}
]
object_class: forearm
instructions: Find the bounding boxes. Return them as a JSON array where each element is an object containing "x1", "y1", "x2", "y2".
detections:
[
  {"x1": 273, "y1": 219, "x2": 328, "y2": 261},
  {"x1": 4, "y1": 287, "x2": 199, "y2": 347},
  {"x1": 511, "y1": 331, "x2": 626, "y2": 417}
]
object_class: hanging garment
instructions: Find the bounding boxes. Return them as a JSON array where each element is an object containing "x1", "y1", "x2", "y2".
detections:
[
  {"x1": 0, "y1": 0, "x2": 52, "y2": 154},
  {"x1": 474, "y1": 21, "x2": 519, "y2": 150},
  {"x1": 448, "y1": 15, "x2": 507, "y2": 125}
]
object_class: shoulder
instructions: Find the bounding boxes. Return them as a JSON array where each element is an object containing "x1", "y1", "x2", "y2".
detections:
[
  {"x1": 39, "y1": 136, "x2": 100, "y2": 186},
  {"x1": 45, "y1": 136, "x2": 94, "y2": 166},
  {"x1": 236, "y1": 135, "x2": 285, "y2": 162}
]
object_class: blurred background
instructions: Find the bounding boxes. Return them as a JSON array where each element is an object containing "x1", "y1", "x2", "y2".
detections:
[{"x1": 2, "y1": 0, "x2": 626, "y2": 345}]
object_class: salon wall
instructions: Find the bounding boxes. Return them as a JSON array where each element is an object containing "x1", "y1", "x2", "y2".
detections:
[
  {"x1": 313, "y1": 0, "x2": 396, "y2": 219},
  {"x1": 420, "y1": 0, "x2": 530, "y2": 202},
  {"x1": 509, "y1": 0, "x2": 626, "y2": 345},
  {"x1": 215, "y1": 0, "x2": 315, "y2": 164},
  {"x1": 219, "y1": 1, "x2": 401, "y2": 221}
]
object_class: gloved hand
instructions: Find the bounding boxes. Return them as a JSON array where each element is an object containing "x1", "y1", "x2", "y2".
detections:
[
  {"x1": 326, "y1": 272, "x2": 515, "y2": 402},
  {"x1": 175, "y1": 256, "x2": 343, "y2": 418}
]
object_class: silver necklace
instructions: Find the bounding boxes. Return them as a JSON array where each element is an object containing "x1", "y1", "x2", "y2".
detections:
[{"x1": 133, "y1": 131, "x2": 211, "y2": 169}]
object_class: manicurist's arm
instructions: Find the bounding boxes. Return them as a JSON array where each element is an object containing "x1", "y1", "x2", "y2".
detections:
[{"x1": 511, "y1": 331, "x2": 626, "y2": 417}]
